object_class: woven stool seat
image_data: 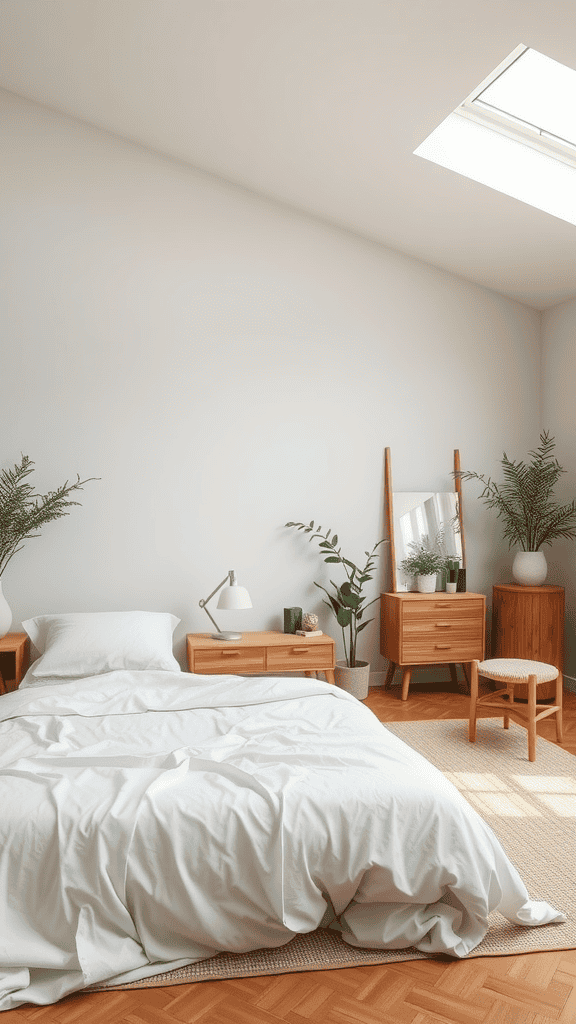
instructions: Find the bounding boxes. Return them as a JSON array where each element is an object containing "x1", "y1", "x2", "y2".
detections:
[
  {"x1": 478, "y1": 658, "x2": 559, "y2": 684},
  {"x1": 469, "y1": 658, "x2": 563, "y2": 762}
]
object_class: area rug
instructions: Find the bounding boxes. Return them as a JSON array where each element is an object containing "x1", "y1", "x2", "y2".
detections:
[{"x1": 90, "y1": 719, "x2": 576, "y2": 991}]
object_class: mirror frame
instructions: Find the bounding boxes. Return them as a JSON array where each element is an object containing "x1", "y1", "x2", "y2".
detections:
[{"x1": 384, "y1": 448, "x2": 466, "y2": 593}]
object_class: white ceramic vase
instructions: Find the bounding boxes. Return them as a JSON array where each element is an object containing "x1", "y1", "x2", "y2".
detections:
[
  {"x1": 416, "y1": 573, "x2": 437, "y2": 594},
  {"x1": 334, "y1": 660, "x2": 370, "y2": 699},
  {"x1": 512, "y1": 550, "x2": 548, "y2": 586},
  {"x1": 0, "y1": 578, "x2": 13, "y2": 638}
]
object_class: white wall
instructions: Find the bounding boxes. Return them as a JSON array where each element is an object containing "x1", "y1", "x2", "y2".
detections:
[
  {"x1": 1, "y1": 90, "x2": 543, "y2": 674},
  {"x1": 542, "y1": 298, "x2": 576, "y2": 684}
]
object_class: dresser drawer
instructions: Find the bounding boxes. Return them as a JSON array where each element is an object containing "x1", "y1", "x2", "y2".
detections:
[
  {"x1": 267, "y1": 643, "x2": 334, "y2": 673},
  {"x1": 403, "y1": 620, "x2": 483, "y2": 640},
  {"x1": 193, "y1": 647, "x2": 266, "y2": 674},
  {"x1": 402, "y1": 638, "x2": 485, "y2": 664},
  {"x1": 402, "y1": 599, "x2": 484, "y2": 622}
]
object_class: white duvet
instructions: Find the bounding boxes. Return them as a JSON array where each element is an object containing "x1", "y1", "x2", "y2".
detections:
[{"x1": 0, "y1": 671, "x2": 565, "y2": 1010}]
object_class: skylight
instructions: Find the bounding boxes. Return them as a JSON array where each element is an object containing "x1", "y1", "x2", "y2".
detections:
[{"x1": 414, "y1": 45, "x2": 576, "y2": 227}]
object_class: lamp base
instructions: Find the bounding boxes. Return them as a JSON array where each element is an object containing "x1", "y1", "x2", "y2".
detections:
[{"x1": 211, "y1": 631, "x2": 243, "y2": 641}]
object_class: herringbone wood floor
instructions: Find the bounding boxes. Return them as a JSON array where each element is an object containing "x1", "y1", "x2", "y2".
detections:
[{"x1": 4, "y1": 681, "x2": 576, "y2": 1024}]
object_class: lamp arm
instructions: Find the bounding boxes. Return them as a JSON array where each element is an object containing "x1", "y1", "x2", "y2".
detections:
[
  {"x1": 200, "y1": 574, "x2": 231, "y2": 606},
  {"x1": 199, "y1": 573, "x2": 232, "y2": 634},
  {"x1": 200, "y1": 603, "x2": 222, "y2": 634}
]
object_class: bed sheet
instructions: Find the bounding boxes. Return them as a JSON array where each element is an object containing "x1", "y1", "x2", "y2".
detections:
[{"x1": 0, "y1": 671, "x2": 565, "y2": 1010}]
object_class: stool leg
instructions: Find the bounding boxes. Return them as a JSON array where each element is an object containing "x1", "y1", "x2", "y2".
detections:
[
  {"x1": 503, "y1": 685, "x2": 511, "y2": 730},
  {"x1": 555, "y1": 672, "x2": 563, "y2": 743},
  {"x1": 528, "y1": 674, "x2": 537, "y2": 762},
  {"x1": 469, "y1": 660, "x2": 479, "y2": 743}
]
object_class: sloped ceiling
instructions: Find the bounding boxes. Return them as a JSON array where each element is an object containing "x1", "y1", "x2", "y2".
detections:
[{"x1": 2, "y1": 0, "x2": 576, "y2": 309}]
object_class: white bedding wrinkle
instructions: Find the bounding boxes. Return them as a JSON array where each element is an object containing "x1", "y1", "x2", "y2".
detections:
[{"x1": 0, "y1": 671, "x2": 565, "y2": 1010}]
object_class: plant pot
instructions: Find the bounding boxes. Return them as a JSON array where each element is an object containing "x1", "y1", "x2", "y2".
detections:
[
  {"x1": 416, "y1": 573, "x2": 437, "y2": 594},
  {"x1": 512, "y1": 550, "x2": 547, "y2": 586},
  {"x1": 334, "y1": 660, "x2": 370, "y2": 699},
  {"x1": 0, "y1": 578, "x2": 12, "y2": 639}
]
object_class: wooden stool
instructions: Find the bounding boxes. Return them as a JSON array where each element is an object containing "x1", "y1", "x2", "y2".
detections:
[{"x1": 469, "y1": 658, "x2": 563, "y2": 762}]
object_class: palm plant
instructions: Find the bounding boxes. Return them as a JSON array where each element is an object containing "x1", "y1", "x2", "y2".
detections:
[
  {"x1": 455, "y1": 431, "x2": 576, "y2": 551},
  {"x1": 0, "y1": 455, "x2": 97, "y2": 577},
  {"x1": 285, "y1": 520, "x2": 386, "y2": 667}
]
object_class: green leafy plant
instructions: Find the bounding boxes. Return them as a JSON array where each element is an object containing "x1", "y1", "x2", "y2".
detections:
[
  {"x1": 399, "y1": 542, "x2": 447, "y2": 578},
  {"x1": 0, "y1": 455, "x2": 98, "y2": 577},
  {"x1": 455, "y1": 431, "x2": 576, "y2": 551},
  {"x1": 285, "y1": 520, "x2": 386, "y2": 667}
]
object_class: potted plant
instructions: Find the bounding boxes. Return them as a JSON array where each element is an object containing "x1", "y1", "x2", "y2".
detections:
[
  {"x1": 456, "y1": 431, "x2": 576, "y2": 585},
  {"x1": 399, "y1": 542, "x2": 447, "y2": 593},
  {"x1": 0, "y1": 455, "x2": 97, "y2": 636},
  {"x1": 285, "y1": 520, "x2": 386, "y2": 698}
]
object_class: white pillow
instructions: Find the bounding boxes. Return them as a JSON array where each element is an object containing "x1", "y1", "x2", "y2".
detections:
[{"x1": 22, "y1": 611, "x2": 181, "y2": 681}]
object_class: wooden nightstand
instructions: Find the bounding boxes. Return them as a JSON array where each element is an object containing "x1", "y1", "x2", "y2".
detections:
[
  {"x1": 380, "y1": 592, "x2": 486, "y2": 701},
  {"x1": 186, "y1": 630, "x2": 336, "y2": 684},
  {"x1": 0, "y1": 633, "x2": 30, "y2": 694}
]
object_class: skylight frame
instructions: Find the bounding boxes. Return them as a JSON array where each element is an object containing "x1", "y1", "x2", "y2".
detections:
[{"x1": 455, "y1": 44, "x2": 576, "y2": 171}]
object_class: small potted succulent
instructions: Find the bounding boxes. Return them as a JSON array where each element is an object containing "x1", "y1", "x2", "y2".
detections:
[{"x1": 399, "y1": 542, "x2": 447, "y2": 593}]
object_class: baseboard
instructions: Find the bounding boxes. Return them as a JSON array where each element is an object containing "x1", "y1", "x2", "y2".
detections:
[{"x1": 371, "y1": 669, "x2": 576, "y2": 692}]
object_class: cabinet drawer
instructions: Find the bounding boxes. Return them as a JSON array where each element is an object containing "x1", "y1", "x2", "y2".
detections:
[
  {"x1": 403, "y1": 620, "x2": 483, "y2": 641},
  {"x1": 267, "y1": 643, "x2": 334, "y2": 673},
  {"x1": 193, "y1": 647, "x2": 266, "y2": 674},
  {"x1": 402, "y1": 638, "x2": 484, "y2": 664},
  {"x1": 403, "y1": 599, "x2": 484, "y2": 622}
]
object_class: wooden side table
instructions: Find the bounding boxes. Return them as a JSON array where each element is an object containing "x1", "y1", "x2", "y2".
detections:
[
  {"x1": 492, "y1": 584, "x2": 564, "y2": 700},
  {"x1": 186, "y1": 630, "x2": 336, "y2": 684},
  {"x1": 0, "y1": 633, "x2": 30, "y2": 694},
  {"x1": 380, "y1": 592, "x2": 486, "y2": 701}
]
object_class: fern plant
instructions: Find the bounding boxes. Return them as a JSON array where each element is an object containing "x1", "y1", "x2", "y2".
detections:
[
  {"x1": 285, "y1": 521, "x2": 386, "y2": 667},
  {"x1": 456, "y1": 431, "x2": 576, "y2": 551},
  {"x1": 0, "y1": 455, "x2": 97, "y2": 577}
]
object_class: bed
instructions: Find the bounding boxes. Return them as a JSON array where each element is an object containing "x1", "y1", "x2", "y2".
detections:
[{"x1": 0, "y1": 611, "x2": 565, "y2": 1011}]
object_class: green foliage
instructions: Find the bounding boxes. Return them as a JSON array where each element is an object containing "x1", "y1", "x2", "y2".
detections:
[
  {"x1": 456, "y1": 431, "x2": 576, "y2": 552},
  {"x1": 400, "y1": 542, "x2": 447, "y2": 578},
  {"x1": 0, "y1": 455, "x2": 98, "y2": 577},
  {"x1": 285, "y1": 520, "x2": 386, "y2": 667}
]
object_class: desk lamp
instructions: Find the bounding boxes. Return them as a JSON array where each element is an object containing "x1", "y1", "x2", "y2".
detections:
[{"x1": 199, "y1": 570, "x2": 252, "y2": 640}]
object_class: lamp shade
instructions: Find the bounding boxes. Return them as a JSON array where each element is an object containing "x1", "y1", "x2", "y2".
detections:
[{"x1": 217, "y1": 582, "x2": 252, "y2": 610}]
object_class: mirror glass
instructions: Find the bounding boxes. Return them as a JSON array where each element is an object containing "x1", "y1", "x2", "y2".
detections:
[{"x1": 392, "y1": 492, "x2": 462, "y2": 591}]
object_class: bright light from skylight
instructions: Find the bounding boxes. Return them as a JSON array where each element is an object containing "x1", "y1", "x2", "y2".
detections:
[{"x1": 414, "y1": 45, "x2": 576, "y2": 227}]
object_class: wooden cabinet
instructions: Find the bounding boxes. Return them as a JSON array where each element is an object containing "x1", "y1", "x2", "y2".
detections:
[
  {"x1": 0, "y1": 633, "x2": 30, "y2": 694},
  {"x1": 491, "y1": 584, "x2": 564, "y2": 699},
  {"x1": 380, "y1": 592, "x2": 486, "y2": 701},
  {"x1": 186, "y1": 631, "x2": 335, "y2": 683}
]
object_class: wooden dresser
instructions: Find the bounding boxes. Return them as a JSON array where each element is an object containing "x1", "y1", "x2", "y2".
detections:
[
  {"x1": 491, "y1": 584, "x2": 564, "y2": 699},
  {"x1": 380, "y1": 592, "x2": 486, "y2": 701},
  {"x1": 186, "y1": 630, "x2": 336, "y2": 683}
]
